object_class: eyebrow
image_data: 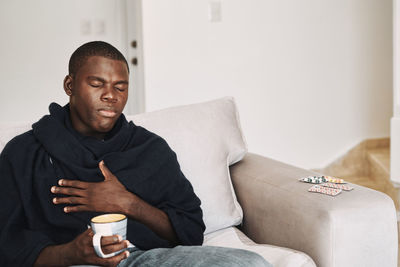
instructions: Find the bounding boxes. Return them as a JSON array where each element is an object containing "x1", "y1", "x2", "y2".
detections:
[{"x1": 87, "y1": 76, "x2": 128, "y2": 85}]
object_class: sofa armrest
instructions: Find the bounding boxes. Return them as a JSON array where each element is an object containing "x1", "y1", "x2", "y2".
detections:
[{"x1": 229, "y1": 153, "x2": 398, "y2": 267}]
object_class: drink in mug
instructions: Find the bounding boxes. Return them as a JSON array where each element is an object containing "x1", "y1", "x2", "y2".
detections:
[{"x1": 91, "y1": 213, "x2": 128, "y2": 258}]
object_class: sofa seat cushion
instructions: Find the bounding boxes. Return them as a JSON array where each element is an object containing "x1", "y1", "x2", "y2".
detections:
[{"x1": 203, "y1": 227, "x2": 316, "y2": 267}]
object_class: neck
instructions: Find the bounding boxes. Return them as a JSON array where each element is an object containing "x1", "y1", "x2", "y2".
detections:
[
  {"x1": 71, "y1": 118, "x2": 107, "y2": 140},
  {"x1": 68, "y1": 109, "x2": 108, "y2": 140}
]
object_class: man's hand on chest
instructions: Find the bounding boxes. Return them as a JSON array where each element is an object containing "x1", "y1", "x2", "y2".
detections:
[{"x1": 51, "y1": 160, "x2": 138, "y2": 214}]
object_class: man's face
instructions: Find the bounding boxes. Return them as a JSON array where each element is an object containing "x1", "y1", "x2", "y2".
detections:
[{"x1": 64, "y1": 56, "x2": 129, "y2": 139}]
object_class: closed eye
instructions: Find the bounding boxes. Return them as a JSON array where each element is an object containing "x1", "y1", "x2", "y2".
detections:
[
  {"x1": 115, "y1": 87, "x2": 126, "y2": 92},
  {"x1": 89, "y1": 82, "x2": 103, "y2": 88}
]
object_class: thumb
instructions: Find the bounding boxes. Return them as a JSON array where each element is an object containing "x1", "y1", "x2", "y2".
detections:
[{"x1": 99, "y1": 160, "x2": 115, "y2": 181}]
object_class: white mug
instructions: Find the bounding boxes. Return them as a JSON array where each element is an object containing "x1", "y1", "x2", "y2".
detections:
[{"x1": 90, "y1": 213, "x2": 128, "y2": 258}]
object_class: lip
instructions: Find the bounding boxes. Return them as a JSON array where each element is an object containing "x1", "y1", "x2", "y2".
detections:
[{"x1": 98, "y1": 109, "x2": 118, "y2": 118}]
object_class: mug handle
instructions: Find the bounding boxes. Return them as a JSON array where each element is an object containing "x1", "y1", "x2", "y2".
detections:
[{"x1": 92, "y1": 233, "x2": 118, "y2": 258}]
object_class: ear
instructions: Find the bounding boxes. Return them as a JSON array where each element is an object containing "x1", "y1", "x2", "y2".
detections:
[{"x1": 63, "y1": 75, "x2": 73, "y2": 96}]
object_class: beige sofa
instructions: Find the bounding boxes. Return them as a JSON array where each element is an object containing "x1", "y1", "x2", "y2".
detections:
[
  {"x1": 0, "y1": 97, "x2": 397, "y2": 267},
  {"x1": 228, "y1": 153, "x2": 398, "y2": 266}
]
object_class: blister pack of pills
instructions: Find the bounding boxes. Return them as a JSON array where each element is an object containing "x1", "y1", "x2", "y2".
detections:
[
  {"x1": 320, "y1": 182, "x2": 353, "y2": 191},
  {"x1": 299, "y1": 176, "x2": 328, "y2": 184},
  {"x1": 323, "y1": 176, "x2": 346, "y2": 184},
  {"x1": 299, "y1": 175, "x2": 346, "y2": 184},
  {"x1": 308, "y1": 184, "x2": 342, "y2": 196}
]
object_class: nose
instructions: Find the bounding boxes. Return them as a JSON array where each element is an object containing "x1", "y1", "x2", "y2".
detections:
[{"x1": 101, "y1": 85, "x2": 117, "y2": 103}]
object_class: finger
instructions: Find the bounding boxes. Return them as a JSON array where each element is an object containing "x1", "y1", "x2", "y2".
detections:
[
  {"x1": 95, "y1": 250, "x2": 130, "y2": 267},
  {"x1": 99, "y1": 160, "x2": 115, "y2": 181},
  {"x1": 86, "y1": 228, "x2": 94, "y2": 237},
  {"x1": 100, "y1": 235, "x2": 123, "y2": 246},
  {"x1": 53, "y1": 196, "x2": 86, "y2": 205},
  {"x1": 63, "y1": 205, "x2": 88, "y2": 213},
  {"x1": 80, "y1": 227, "x2": 93, "y2": 236},
  {"x1": 83, "y1": 228, "x2": 94, "y2": 239},
  {"x1": 101, "y1": 240, "x2": 130, "y2": 255},
  {"x1": 58, "y1": 179, "x2": 89, "y2": 189},
  {"x1": 51, "y1": 186, "x2": 85, "y2": 197},
  {"x1": 79, "y1": 228, "x2": 94, "y2": 245}
]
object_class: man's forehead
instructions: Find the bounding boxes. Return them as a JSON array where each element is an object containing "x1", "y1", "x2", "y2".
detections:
[{"x1": 76, "y1": 56, "x2": 129, "y2": 77}]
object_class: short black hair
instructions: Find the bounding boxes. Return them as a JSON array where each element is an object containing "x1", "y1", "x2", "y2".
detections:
[{"x1": 68, "y1": 41, "x2": 129, "y2": 76}]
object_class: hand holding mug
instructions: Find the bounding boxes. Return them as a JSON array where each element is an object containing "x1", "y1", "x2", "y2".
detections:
[
  {"x1": 91, "y1": 213, "x2": 132, "y2": 258},
  {"x1": 64, "y1": 228, "x2": 129, "y2": 267}
]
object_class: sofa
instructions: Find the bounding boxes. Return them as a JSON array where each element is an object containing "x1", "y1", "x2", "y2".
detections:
[{"x1": 0, "y1": 97, "x2": 397, "y2": 267}]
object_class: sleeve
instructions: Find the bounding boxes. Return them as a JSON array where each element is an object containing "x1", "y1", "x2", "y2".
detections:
[
  {"x1": 124, "y1": 144, "x2": 205, "y2": 250},
  {"x1": 157, "y1": 150, "x2": 205, "y2": 246},
  {"x1": 0, "y1": 153, "x2": 55, "y2": 266},
  {"x1": 149, "y1": 147, "x2": 205, "y2": 246}
]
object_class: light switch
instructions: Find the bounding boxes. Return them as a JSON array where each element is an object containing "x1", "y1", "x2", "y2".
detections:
[{"x1": 208, "y1": 1, "x2": 222, "y2": 22}]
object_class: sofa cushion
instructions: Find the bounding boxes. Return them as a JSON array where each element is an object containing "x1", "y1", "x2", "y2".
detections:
[
  {"x1": 204, "y1": 227, "x2": 316, "y2": 267},
  {"x1": 128, "y1": 96, "x2": 247, "y2": 234}
]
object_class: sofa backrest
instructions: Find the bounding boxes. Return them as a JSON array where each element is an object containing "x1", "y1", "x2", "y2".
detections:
[
  {"x1": 0, "y1": 96, "x2": 247, "y2": 234},
  {"x1": 0, "y1": 122, "x2": 32, "y2": 152}
]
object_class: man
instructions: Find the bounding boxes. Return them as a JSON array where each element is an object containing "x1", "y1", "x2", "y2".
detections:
[{"x1": 0, "y1": 41, "x2": 271, "y2": 267}]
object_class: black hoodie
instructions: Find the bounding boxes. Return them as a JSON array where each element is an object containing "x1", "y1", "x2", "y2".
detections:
[{"x1": 0, "y1": 103, "x2": 205, "y2": 266}]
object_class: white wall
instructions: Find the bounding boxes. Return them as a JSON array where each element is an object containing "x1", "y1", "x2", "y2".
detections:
[
  {"x1": 141, "y1": 0, "x2": 393, "y2": 169},
  {"x1": 0, "y1": 0, "x2": 393, "y2": 169},
  {"x1": 0, "y1": 0, "x2": 127, "y2": 122}
]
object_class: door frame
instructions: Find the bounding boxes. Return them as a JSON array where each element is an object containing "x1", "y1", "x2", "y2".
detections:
[
  {"x1": 117, "y1": 0, "x2": 145, "y2": 115},
  {"x1": 391, "y1": 0, "x2": 400, "y2": 184}
]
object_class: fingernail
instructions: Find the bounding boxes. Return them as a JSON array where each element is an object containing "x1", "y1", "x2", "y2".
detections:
[
  {"x1": 64, "y1": 207, "x2": 68, "y2": 213},
  {"x1": 100, "y1": 160, "x2": 104, "y2": 165},
  {"x1": 124, "y1": 240, "x2": 129, "y2": 247},
  {"x1": 51, "y1": 186, "x2": 56, "y2": 193},
  {"x1": 58, "y1": 179, "x2": 63, "y2": 186},
  {"x1": 125, "y1": 251, "x2": 130, "y2": 258},
  {"x1": 53, "y1": 198, "x2": 57, "y2": 204}
]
